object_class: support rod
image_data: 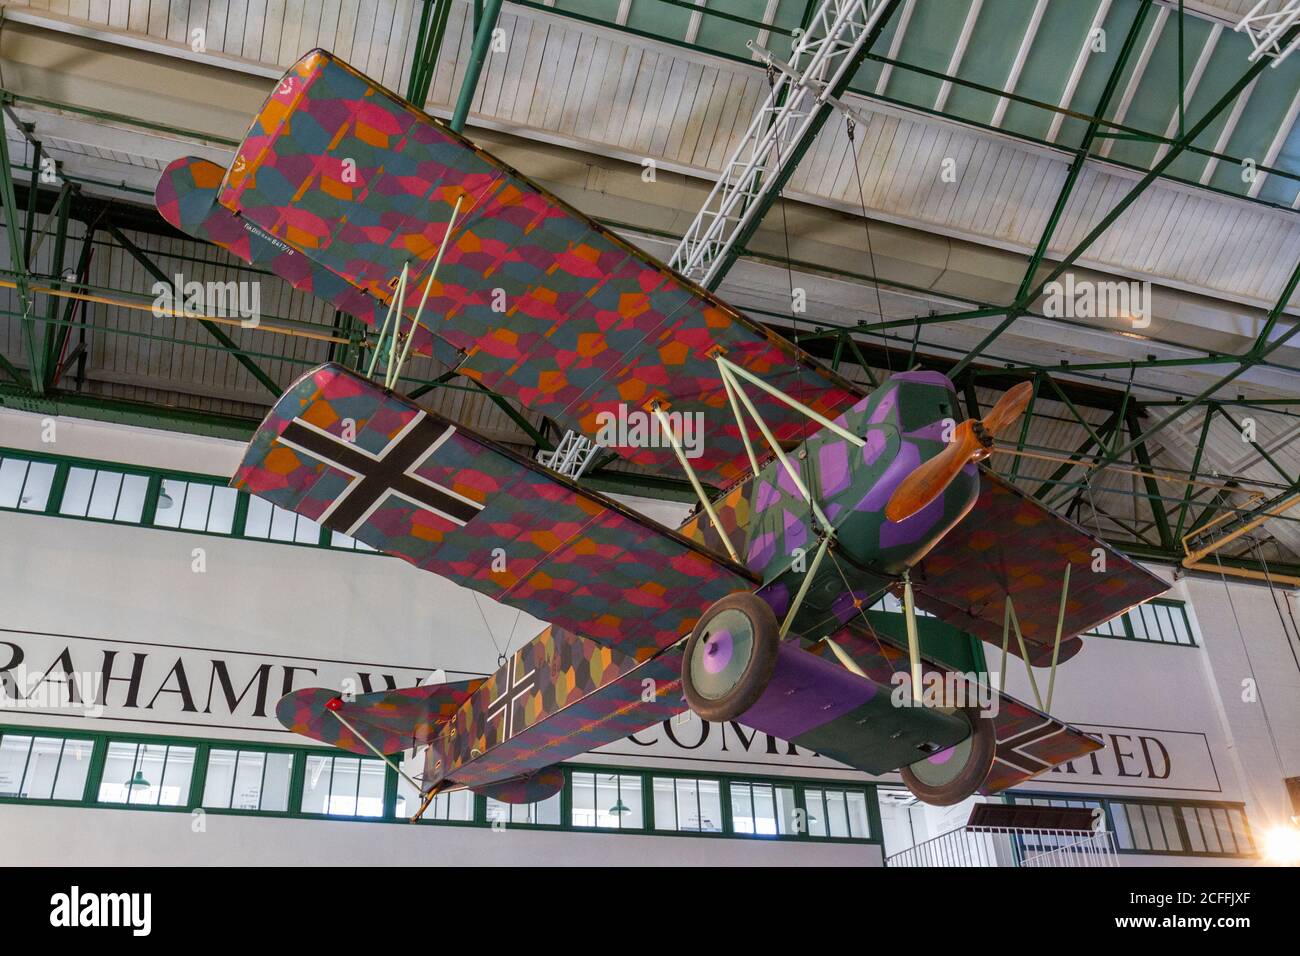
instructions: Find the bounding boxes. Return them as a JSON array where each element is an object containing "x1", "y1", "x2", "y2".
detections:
[
  {"x1": 652, "y1": 402, "x2": 741, "y2": 563},
  {"x1": 450, "y1": 0, "x2": 504, "y2": 133},
  {"x1": 104, "y1": 224, "x2": 282, "y2": 397}
]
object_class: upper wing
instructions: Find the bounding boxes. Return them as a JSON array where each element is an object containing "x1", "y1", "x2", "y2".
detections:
[
  {"x1": 155, "y1": 155, "x2": 464, "y2": 369},
  {"x1": 910, "y1": 470, "x2": 1169, "y2": 665},
  {"x1": 212, "y1": 49, "x2": 865, "y2": 486},
  {"x1": 233, "y1": 362, "x2": 756, "y2": 656}
]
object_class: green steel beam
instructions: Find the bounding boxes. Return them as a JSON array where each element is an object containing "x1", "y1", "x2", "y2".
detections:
[
  {"x1": 1188, "y1": 478, "x2": 1300, "y2": 549},
  {"x1": 467, "y1": 378, "x2": 553, "y2": 450},
  {"x1": 1040, "y1": 373, "x2": 1108, "y2": 451},
  {"x1": 1212, "y1": 403, "x2": 1295, "y2": 487},
  {"x1": 21, "y1": 139, "x2": 41, "y2": 269},
  {"x1": 0, "y1": 382, "x2": 262, "y2": 440},
  {"x1": 1028, "y1": 476, "x2": 1300, "y2": 527},
  {"x1": 1126, "y1": 405, "x2": 1175, "y2": 550},
  {"x1": 1033, "y1": 409, "x2": 1123, "y2": 502},
  {"x1": 704, "y1": 0, "x2": 903, "y2": 290},
  {"x1": 1090, "y1": 256, "x2": 1300, "y2": 479},
  {"x1": 1034, "y1": 408, "x2": 1128, "y2": 509},
  {"x1": 950, "y1": 1, "x2": 1154, "y2": 378},
  {"x1": 103, "y1": 223, "x2": 282, "y2": 398},
  {"x1": 1009, "y1": 371, "x2": 1040, "y2": 483},
  {"x1": 1188, "y1": 480, "x2": 1241, "y2": 542},
  {"x1": 953, "y1": 18, "x2": 1297, "y2": 377},
  {"x1": 582, "y1": 469, "x2": 706, "y2": 504},
  {"x1": 407, "y1": 0, "x2": 455, "y2": 107},
  {"x1": 0, "y1": 127, "x2": 40, "y2": 393},
  {"x1": 0, "y1": 349, "x2": 22, "y2": 385},
  {"x1": 521, "y1": 0, "x2": 1300, "y2": 212},
  {"x1": 1174, "y1": 405, "x2": 1215, "y2": 544},
  {"x1": 31, "y1": 181, "x2": 71, "y2": 394},
  {"x1": 451, "y1": 0, "x2": 505, "y2": 133},
  {"x1": 0, "y1": 92, "x2": 240, "y2": 148}
]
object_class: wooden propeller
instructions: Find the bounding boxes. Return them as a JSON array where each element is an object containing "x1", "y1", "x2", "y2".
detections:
[{"x1": 884, "y1": 381, "x2": 1034, "y2": 523}]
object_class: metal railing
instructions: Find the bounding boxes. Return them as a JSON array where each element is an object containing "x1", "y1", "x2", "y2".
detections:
[{"x1": 885, "y1": 826, "x2": 1118, "y2": 867}]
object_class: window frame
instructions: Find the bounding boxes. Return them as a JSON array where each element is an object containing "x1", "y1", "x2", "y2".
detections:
[
  {"x1": 0, "y1": 729, "x2": 96, "y2": 802},
  {"x1": 0, "y1": 445, "x2": 383, "y2": 556},
  {"x1": 1010, "y1": 790, "x2": 1256, "y2": 858},
  {"x1": 1083, "y1": 599, "x2": 1197, "y2": 647},
  {"x1": 0, "y1": 724, "x2": 886, "y2": 844}
]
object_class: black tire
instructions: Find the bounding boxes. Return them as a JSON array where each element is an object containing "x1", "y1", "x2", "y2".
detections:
[
  {"x1": 682, "y1": 592, "x2": 780, "y2": 722},
  {"x1": 899, "y1": 708, "x2": 996, "y2": 806}
]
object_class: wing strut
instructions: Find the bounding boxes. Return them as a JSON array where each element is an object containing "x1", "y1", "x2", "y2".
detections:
[
  {"x1": 367, "y1": 195, "x2": 464, "y2": 389},
  {"x1": 715, "y1": 356, "x2": 833, "y2": 533},
  {"x1": 651, "y1": 401, "x2": 741, "y2": 563},
  {"x1": 997, "y1": 563, "x2": 1073, "y2": 712}
]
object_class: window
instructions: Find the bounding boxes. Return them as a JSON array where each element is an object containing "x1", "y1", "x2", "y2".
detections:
[
  {"x1": 1085, "y1": 601, "x2": 1195, "y2": 646},
  {"x1": 1013, "y1": 794, "x2": 1253, "y2": 857},
  {"x1": 0, "y1": 447, "x2": 392, "y2": 555},
  {"x1": 97, "y1": 741, "x2": 195, "y2": 806},
  {"x1": 154, "y1": 479, "x2": 238, "y2": 534},
  {"x1": 868, "y1": 593, "x2": 933, "y2": 617},
  {"x1": 1085, "y1": 616, "x2": 1126, "y2": 639},
  {"x1": 0, "y1": 456, "x2": 56, "y2": 512},
  {"x1": 1012, "y1": 795, "x2": 1106, "y2": 854},
  {"x1": 1180, "y1": 804, "x2": 1255, "y2": 855},
  {"x1": 202, "y1": 748, "x2": 293, "y2": 812},
  {"x1": 1130, "y1": 602, "x2": 1195, "y2": 646},
  {"x1": 652, "y1": 776, "x2": 722, "y2": 833},
  {"x1": 330, "y1": 530, "x2": 377, "y2": 552},
  {"x1": 571, "y1": 771, "x2": 643, "y2": 829},
  {"x1": 243, "y1": 495, "x2": 324, "y2": 544},
  {"x1": 0, "y1": 723, "x2": 896, "y2": 845},
  {"x1": 487, "y1": 792, "x2": 561, "y2": 826},
  {"x1": 394, "y1": 780, "x2": 475, "y2": 822},
  {"x1": 805, "y1": 786, "x2": 871, "y2": 839},
  {"x1": 730, "y1": 780, "x2": 798, "y2": 836},
  {"x1": 59, "y1": 467, "x2": 149, "y2": 523},
  {"x1": 0, "y1": 732, "x2": 92, "y2": 800},
  {"x1": 301, "y1": 754, "x2": 385, "y2": 817}
]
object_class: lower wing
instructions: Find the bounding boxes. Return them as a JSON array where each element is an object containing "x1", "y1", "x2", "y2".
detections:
[
  {"x1": 911, "y1": 470, "x2": 1169, "y2": 666},
  {"x1": 806, "y1": 623, "x2": 1103, "y2": 793}
]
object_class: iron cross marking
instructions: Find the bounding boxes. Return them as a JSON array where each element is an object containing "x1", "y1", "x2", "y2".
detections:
[
  {"x1": 275, "y1": 411, "x2": 484, "y2": 536},
  {"x1": 995, "y1": 719, "x2": 1066, "y2": 776},
  {"x1": 487, "y1": 652, "x2": 537, "y2": 743}
]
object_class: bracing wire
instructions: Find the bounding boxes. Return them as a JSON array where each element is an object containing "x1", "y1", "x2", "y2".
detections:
[{"x1": 846, "y1": 114, "x2": 892, "y2": 377}]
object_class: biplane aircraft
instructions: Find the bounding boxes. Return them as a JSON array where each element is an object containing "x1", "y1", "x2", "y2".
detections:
[{"x1": 155, "y1": 50, "x2": 1167, "y2": 813}]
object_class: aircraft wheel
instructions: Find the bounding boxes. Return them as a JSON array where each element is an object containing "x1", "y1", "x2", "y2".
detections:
[
  {"x1": 682, "y1": 592, "x2": 780, "y2": 722},
  {"x1": 899, "y1": 709, "x2": 996, "y2": 806}
]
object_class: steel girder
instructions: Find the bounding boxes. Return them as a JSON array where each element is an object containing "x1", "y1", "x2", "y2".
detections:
[
  {"x1": 668, "y1": 0, "x2": 903, "y2": 290},
  {"x1": 451, "y1": 0, "x2": 506, "y2": 133},
  {"x1": 513, "y1": 0, "x2": 1300, "y2": 213}
]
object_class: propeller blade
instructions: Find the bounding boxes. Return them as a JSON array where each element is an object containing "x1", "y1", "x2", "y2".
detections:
[
  {"x1": 884, "y1": 423, "x2": 982, "y2": 523},
  {"x1": 884, "y1": 380, "x2": 1034, "y2": 524},
  {"x1": 982, "y1": 380, "x2": 1035, "y2": 436}
]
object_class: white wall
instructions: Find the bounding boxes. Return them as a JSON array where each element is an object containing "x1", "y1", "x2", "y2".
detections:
[
  {"x1": 1181, "y1": 572, "x2": 1300, "y2": 828},
  {"x1": 2, "y1": 803, "x2": 879, "y2": 866}
]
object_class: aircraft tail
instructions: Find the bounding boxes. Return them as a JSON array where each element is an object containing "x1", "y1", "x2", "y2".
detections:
[{"x1": 276, "y1": 680, "x2": 485, "y2": 756}]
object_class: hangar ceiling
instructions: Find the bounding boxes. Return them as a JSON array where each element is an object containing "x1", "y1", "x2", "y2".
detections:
[{"x1": 0, "y1": 0, "x2": 1297, "y2": 582}]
